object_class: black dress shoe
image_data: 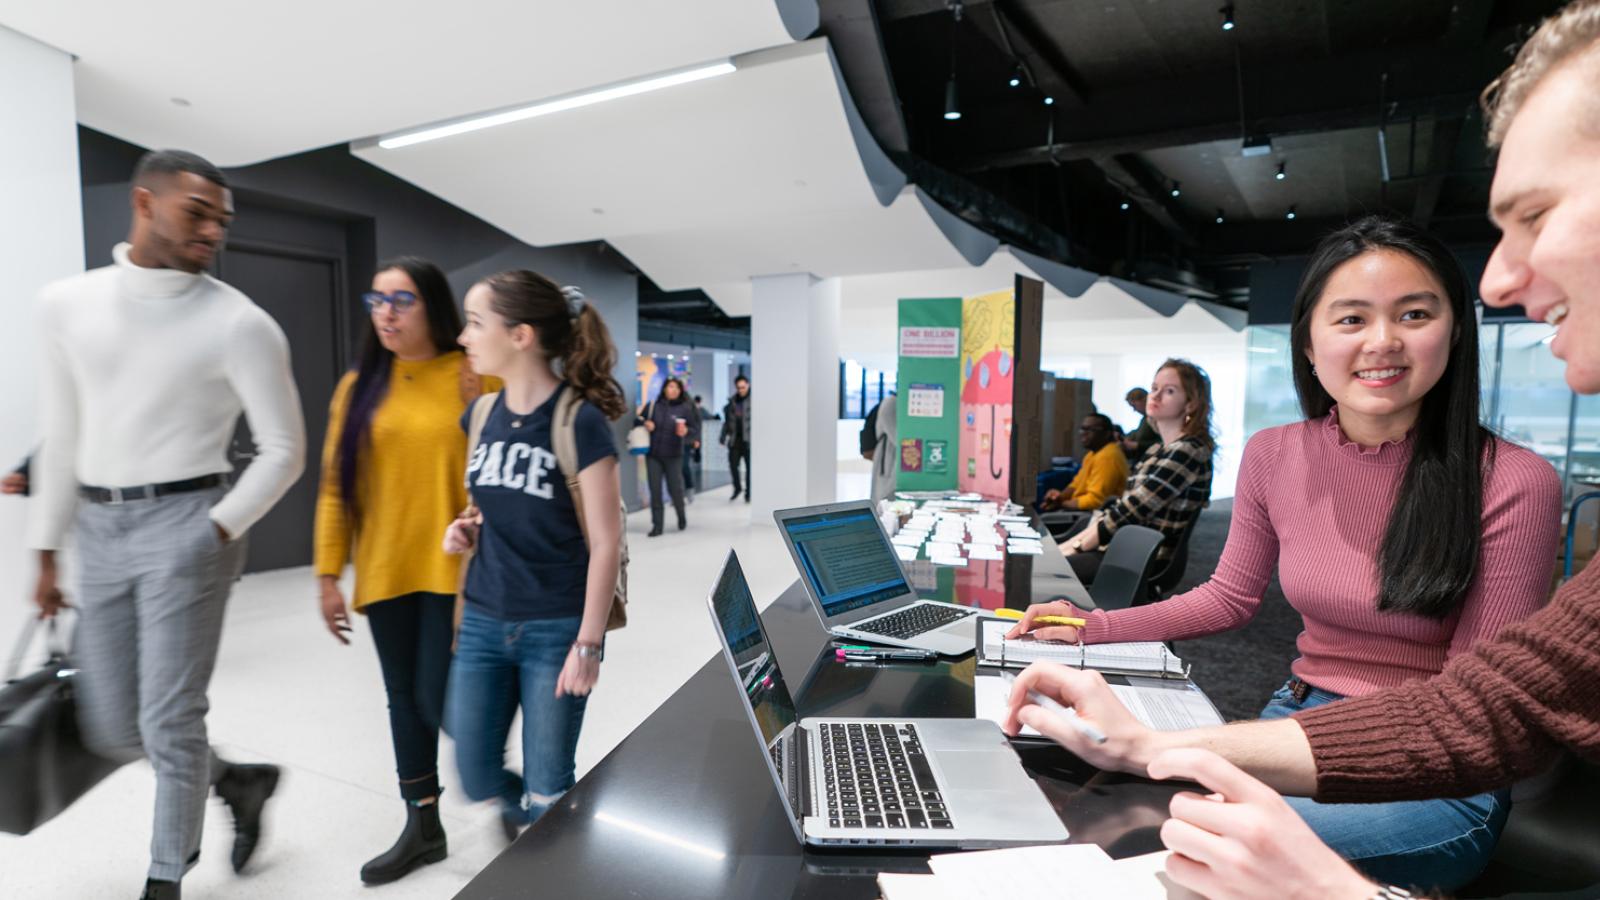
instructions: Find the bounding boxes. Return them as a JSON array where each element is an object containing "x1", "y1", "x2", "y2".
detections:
[
  {"x1": 360, "y1": 801, "x2": 448, "y2": 885},
  {"x1": 215, "y1": 763, "x2": 280, "y2": 873},
  {"x1": 729, "y1": 487, "x2": 741, "y2": 500},
  {"x1": 647, "y1": 526, "x2": 663, "y2": 537},
  {"x1": 140, "y1": 879, "x2": 180, "y2": 900}
]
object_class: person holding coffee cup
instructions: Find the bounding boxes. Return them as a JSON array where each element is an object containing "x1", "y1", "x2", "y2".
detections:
[{"x1": 636, "y1": 376, "x2": 700, "y2": 536}]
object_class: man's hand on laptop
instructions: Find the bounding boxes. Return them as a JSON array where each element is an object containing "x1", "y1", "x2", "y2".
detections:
[{"x1": 1001, "y1": 662, "x2": 1156, "y2": 774}]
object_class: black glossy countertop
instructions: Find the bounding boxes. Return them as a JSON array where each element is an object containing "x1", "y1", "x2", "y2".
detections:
[{"x1": 456, "y1": 521, "x2": 1178, "y2": 900}]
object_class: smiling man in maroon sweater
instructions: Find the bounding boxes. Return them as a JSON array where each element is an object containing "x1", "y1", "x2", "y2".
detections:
[{"x1": 1001, "y1": 2, "x2": 1600, "y2": 898}]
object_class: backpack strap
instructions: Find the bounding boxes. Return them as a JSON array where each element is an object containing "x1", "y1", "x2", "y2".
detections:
[
  {"x1": 466, "y1": 391, "x2": 497, "y2": 463},
  {"x1": 552, "y1": 386, "x2": 592, "y2": 549}
]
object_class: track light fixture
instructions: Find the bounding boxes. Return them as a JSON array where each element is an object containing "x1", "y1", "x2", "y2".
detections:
[
  {"x1": 1276, "y1": 162, "x2": 1287, "y2": 181},
  {"x1": 943, "y1": 2, "x2": 962, "y2": 122},
  {"x1": 1220, "y1": 4, "x2": 1235, "y2": 31},
  {"x1": 1215, "y1": 209, "x2": 1225, "y2": 224},
  {"x1": 1120, "y1": 199, "x2": 1131, "y2": 211},
  {"x1": 1009, "y1": 64, "x2": 1023, "y2": 88},
  {"x1": 1170, "y1": 181, "x2": 1182, "y2": 198},
  {"x1": 1286, "y1": 205, "x2": 1298, "y2": 220},
  {"x1": 1043, "y1": 95, "x2": 1055, "y2": 106}
]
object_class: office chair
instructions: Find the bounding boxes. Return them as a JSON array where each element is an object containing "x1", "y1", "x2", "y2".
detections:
[{"x1": 1086, "y1": 525, "x2": 1164, "y2": 611}]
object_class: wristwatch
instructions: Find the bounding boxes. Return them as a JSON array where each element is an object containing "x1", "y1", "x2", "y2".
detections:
[
  {"x1": 574, "y1": 641, "x2": 604, "y2": 662},
  {"x1": 1371, "y1": 886, "x2": 1413, "y2": 900}
]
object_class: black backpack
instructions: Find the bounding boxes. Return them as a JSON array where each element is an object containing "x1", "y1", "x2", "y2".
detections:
[{"x1": 859, "y1": 401, "x2": 882, "y2": 456}]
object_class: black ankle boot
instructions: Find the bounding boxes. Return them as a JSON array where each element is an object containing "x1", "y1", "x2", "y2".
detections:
[
  {"x1": 677, "y1": 510, "x2": 687, "y2": 531},
  {"x1": 140, "y1": 879, "x2": 179, "y2": 900},
  {"x1": 360, "y1": 801, "x2": 448, "y2": 885},
  {"x1": 215, "y1": 763, "x2": 280, "y2": 873},
  {"x1": 647, "y1": 524, "x2": 663, "y2": 537}
]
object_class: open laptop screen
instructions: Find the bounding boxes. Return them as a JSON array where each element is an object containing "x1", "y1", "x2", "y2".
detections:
[
  {"x1": 780, "y1": 507, "x2": 911, "y2": 619},
  {"x1": 710, "y1": 553, "x2": 798, "y2": 752}
]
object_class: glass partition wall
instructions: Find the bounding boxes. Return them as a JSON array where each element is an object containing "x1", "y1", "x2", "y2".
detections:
[{"x1": 1244, "y1": 320, "x2": 1599, "y2": 504}]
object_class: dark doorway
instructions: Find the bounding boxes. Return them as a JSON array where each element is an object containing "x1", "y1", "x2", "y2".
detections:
[{"x1": 216, "y1": 202, "x2": 352, "y2": 573}]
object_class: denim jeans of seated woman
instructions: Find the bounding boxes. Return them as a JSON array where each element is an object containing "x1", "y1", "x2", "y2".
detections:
[
  {"x1": 446, "y1": 607, "x2": 589, "y2": 827},
  {"x1": 1259, "y1": 679, "x2": 1510, "y2": 893}
]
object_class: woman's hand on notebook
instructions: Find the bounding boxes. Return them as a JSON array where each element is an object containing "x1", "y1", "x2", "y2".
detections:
[
  {"x1": 1000, "y1": 662, "x2": 1154, "y2": 774},
  {"x1": 1004, "y1": 601, "x2": 1084, "y2": 643}
]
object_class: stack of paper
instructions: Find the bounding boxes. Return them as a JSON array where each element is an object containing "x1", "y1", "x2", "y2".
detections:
[
  {"x1": 973, "y1": 672, "x2": 1223, "y2": 735},
  {"x1": 877, "y1": 845, "x2": 1200, "y2": 900}
]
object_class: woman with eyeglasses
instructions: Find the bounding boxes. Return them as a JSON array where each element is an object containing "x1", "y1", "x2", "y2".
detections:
[{"x1": 312, "y1": 257, "x2": 498, "y2": 885}]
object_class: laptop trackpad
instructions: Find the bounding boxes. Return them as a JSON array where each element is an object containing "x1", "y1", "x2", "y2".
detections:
[{"x1": 935, "y1": 750, "x2": 1023, "y2": 791}]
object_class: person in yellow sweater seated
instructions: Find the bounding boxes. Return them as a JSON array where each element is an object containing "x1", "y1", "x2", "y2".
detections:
[
  {"x1": 312, "y1": 256, "x2": 499, "y2": 887},
  {"x1": 1043, "y1": 413, "x2": 1129, "y2": 511}
]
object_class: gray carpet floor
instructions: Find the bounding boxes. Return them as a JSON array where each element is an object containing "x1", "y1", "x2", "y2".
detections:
[{"x1": 1162, "y1": 498, "x2": 1307, "y2": 721}]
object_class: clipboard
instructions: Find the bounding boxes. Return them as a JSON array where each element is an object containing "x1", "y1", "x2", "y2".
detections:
[{"x1": 975, "y1": 618, "x2": 1191, "y2": 680}]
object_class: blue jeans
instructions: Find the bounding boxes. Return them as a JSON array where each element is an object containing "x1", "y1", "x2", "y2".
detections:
[
  {"x1": 446, "y1": 607, "x2": 588, "y2": 826},
  {"x1": 1260, "y1": 680, "x2": 1510, "y2": 893}
]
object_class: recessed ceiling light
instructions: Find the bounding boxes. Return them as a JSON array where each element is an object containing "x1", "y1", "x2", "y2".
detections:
[{"x1": 1043, "y1": 95, "x2": 1055, "y2": 106}]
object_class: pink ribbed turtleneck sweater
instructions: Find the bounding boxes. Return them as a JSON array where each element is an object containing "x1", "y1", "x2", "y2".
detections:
[{"x1": 1081, "y1": 411, "x2": 1562, "y2": 698}]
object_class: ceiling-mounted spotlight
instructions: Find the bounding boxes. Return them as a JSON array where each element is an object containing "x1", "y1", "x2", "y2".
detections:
[
  {"x1": 1276, "y1": 162, "x2": 1287, "y2": 181},
  {"x1": 944, "y1": 78, "x2": 962, "y2": 121},
  {"x1": 1220, "y1": 4, "x2": 1236, "y2": 31},
  {"x1": 1215, "y1": 209, "x2": 1225, "y2": 224},
  {"x1": 943, "y1": 3, "x2": 962, "y2": 122},
  {"x1": 1120, "y1": 198, "x2": 1131, "y2": 211},
  {"x1": 1286, "y1": 205, "x2": 1298, "y2": 220},
  {"x1": 1043, "y1": 95, "x2": 1055, "y2": 106},
  {"x1": 1170, "y1": 181, "x2": 1182, "y2": 198},
  {"x1": 1009, "y1": 64, "x2": 1023, "y2": 88}
]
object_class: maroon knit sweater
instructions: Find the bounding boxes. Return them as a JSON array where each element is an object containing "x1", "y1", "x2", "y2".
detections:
[{"x1": 1296, "y1": 559, "x2": 1600, "y2": 802}]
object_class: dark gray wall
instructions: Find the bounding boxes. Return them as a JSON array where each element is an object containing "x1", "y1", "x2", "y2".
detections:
[{"x1": 78, "y1": 127, "x2": 643, "y2": 507}]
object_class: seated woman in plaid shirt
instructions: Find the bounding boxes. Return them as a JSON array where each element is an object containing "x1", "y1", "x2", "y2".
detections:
[{"x1": 1056, "y1": 358, "x2": 1214, "y2": 587}]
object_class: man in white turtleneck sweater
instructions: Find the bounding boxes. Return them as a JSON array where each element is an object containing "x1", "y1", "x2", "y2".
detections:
[{"x1": 27, "y1": 150, "x2": 305, "y2": 900}]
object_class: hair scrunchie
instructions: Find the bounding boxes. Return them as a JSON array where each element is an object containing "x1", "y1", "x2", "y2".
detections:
[{"x1": 561, "y1": 285, "x2": 586, "y2": 318}]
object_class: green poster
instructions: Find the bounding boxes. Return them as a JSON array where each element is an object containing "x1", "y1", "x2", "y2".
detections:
[{"x1": 896, "y1": 298, "x2": 962, "y2": 492}]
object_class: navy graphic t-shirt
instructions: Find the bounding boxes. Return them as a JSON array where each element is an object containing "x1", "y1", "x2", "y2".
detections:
[{"x1": 461, "y1": 385, "x2": 617, "y2": 620}]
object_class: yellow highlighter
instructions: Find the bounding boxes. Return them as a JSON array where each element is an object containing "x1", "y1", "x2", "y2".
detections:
[{"x1": 991, "y1": 608, "x2": 1086, "y2": 628}]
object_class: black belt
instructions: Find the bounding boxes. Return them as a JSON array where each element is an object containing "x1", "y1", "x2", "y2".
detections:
[{"x1": 79, "y1": 474, "x2": 229, "y2": 505}]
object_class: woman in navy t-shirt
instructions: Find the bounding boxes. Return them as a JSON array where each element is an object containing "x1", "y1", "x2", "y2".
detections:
[{"x1": 443, "y1": 269, "x2": 625, "y2": 839}]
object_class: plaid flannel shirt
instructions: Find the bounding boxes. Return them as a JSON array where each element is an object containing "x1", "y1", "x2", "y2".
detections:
[{"x1": 1096, "y1": 436, "x2": 1213, "y2": 558}]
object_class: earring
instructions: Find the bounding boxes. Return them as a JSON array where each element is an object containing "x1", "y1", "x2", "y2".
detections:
[{"x1": 1310, "y1": 364, "x2": 1317, "y2": 375}]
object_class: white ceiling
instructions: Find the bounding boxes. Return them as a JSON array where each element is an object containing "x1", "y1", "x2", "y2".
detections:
[
  {"x1": 3, "y1": 0, "x2": 1247, "y2": 347},
  {"x1": 0, "y1": 0, "x2": 813, "y2": 166}
]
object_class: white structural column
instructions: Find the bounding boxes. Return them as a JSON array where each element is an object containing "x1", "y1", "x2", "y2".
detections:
[
  {"x1": 749, "y1": 273, "x2": 840, "y2": 519},
  {"x1": 0, "y1": 27, "x2": 83, "y2": 595}
]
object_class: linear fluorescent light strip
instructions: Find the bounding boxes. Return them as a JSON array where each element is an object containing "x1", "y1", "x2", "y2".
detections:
[{"x1": 379, "y1": 60, "x2": 737, "y2": 149}]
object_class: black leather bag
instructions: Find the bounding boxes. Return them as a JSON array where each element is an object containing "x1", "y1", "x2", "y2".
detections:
[{"x1": 0, "y1": 617, "x2": 122, "y2": 835}]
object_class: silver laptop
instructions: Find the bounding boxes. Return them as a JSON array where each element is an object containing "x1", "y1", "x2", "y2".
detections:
[
  {"x1": 707, "y1": 551, "x2": 1069, "y2": 849},
  {"x1": 774, "y1": 501, "x2": 978, "y2": 655}
]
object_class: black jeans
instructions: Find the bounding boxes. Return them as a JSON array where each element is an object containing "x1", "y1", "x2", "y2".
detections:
[
  {"x1": 367, "y1": 592, "x2": 454, "y2": 800},
  {"x1": 728, "y1": 443, "x2": 749, "y2": 495},
  {"x1": 1057, "y1": 517, "x2": 1104, "y2": 585},
  {"x1": 646, "y1": 455, "x2": 687, "y2": 528}
]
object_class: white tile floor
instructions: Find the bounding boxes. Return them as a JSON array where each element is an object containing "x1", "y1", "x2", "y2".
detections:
[{"x1": 0, "y1": 473, "x2": 869, "y2": 899}]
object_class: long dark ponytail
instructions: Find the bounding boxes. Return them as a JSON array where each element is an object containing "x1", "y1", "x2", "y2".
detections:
[
  {"x1": 337, "y1": 256, "x2": 463, "y2": 513},
  {"x1": 479, "y1": 269, "x2": 627, "y2": 420},
  {"x1": 1289, "y1": 215, "x2": 1493, "y2": 619}
]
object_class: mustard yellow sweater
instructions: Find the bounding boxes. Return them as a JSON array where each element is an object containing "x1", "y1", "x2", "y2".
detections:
[{"x1": 313, "y1": 352, "x2": 499, "y2": 611}]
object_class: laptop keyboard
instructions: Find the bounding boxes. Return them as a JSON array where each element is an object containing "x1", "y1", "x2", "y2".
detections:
[
  {"x1": 853, "y1": 604, "x2": 973, "y2": 641},
  {"x1": 821, "y1": 723, "x2": 951, "y2": 830}
]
